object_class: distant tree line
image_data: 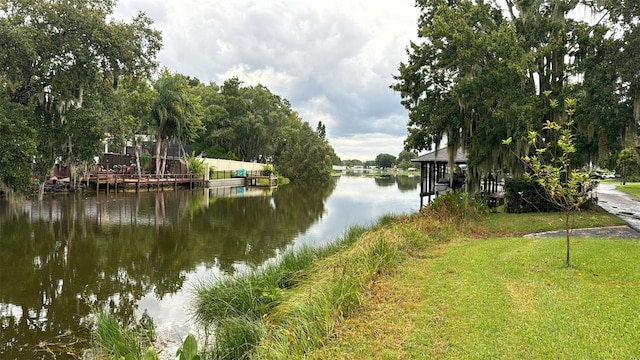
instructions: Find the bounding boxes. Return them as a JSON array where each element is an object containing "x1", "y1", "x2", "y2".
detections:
[
  {"x1": 0, "y1": 0, "x2": 339, "y2": 197},
  {"x1": 341, "y1": 150, "x2": 418, "y2": 170}
]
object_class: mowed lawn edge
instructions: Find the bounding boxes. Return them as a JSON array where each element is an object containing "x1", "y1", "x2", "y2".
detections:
[{"x1": 304, "y1": 210, "x2": 640, "y2": 360}]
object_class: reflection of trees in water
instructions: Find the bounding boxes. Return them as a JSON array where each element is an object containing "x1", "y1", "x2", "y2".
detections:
[
  {"x1": 183, "y1": 180, "x2": 336, "y2": 272},
  {"x1": 0, "y1": 202, "x2": 144, "y2": 358},
  {"x1": 374, "y1": 176, "x2": 396, "y2": 187},
  {"x1": 0, "y1": 200, "x2": 158, "y2": 359},
  {"x1": 372, "y1": 175, "x2": 420, "y2": 192},
  {"x1": 0, "y1": 182, "x2": 335, "y2": 359},
  {"x1": 396, "y1": 175, "x2": 420, "y2": 192}
]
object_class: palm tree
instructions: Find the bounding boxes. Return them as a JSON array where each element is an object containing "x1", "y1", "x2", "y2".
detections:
[{"x1": 150, "y1": 70, "x2": 198, "y2": 176}]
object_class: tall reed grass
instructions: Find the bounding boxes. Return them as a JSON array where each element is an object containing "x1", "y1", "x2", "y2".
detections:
[
  {"x1": 89, "y1": 309, "x2": 158, "y2": 359},
  {"x1": 193, "y1": 195, "x2": 489, "y2": 359},
  {"x1": 92, "y1": 310, "x2": 142, "y2": 358},
  {"x1": 253, "y1": 223, "x2": 419, "y2": 358},
  {"x1": 192, "y1": 223, "x2": 386, "y2": 359}
]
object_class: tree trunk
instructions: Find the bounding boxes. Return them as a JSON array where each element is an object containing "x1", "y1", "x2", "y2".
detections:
[
  {"x1": 69, "y1": 162, "x2": 78, "y2": 190},
  {"x1": 85, "y1": 163, "x2": 90, "y2": 188},
  {"x1": 161, "y1": 141, "x2": 168, "y2": 177},
  {"x1": 38, "y1": 182, "x2": 45, "y2": 201},
  {"x1": 155, "y1": 136, "x2": 162, "y2": 175},
  {"x1": 135, "y1": 144, "x2": 142, "y2": 180},
  {"x1": 565, "y1": 210, "x2": 571, "y2": 267}
]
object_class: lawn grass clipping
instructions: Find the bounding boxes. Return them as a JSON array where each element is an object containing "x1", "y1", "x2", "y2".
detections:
[{"x1": 305, "y1": 210, "x2": 640, "y2": 360}]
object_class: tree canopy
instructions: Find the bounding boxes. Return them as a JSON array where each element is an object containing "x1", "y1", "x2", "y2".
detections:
[
  {"x1": 393, "y1": 0, "x2": 640, "y2": 185},
  {"x1": 0, "y1": 1, "x2": 339, "y2": 195},
  {"x1": 0, "y1": 0, "x2": 162, "y2": 196},
  {"x1": 375, "y1": 153, "x2": 397, "y2": 168}
]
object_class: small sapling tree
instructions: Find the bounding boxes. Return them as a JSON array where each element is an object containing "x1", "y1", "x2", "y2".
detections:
[{"x1": 503, "y1": 96, "x2": 594, "y2": 267}]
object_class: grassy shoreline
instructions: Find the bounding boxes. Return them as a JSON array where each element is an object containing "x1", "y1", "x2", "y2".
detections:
[
  {"x1": 304, "y1": 208, "x2": 638, "y2": 359},
  {"x1": 192, "y1": 192, "x2": 634, "y2": 359}
]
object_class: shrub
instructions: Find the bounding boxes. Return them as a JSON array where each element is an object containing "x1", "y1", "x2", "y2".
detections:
[
  {"x1": 503, "y1": 177, "x2": 558, "y2": 213},
  {"x1": 186, "y1": 152, "x2": 206, "y2": 175},
  {"x1": 261, "y1": 164, "x2": 273, "y2": 176},
  {"x1": 427, "y1": 190, "x2": 488, "y2": 221}
]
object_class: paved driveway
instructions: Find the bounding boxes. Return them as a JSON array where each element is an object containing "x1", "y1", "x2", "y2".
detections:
[
  {"x1": 525, "y1": 182, "x2": 640, "y2": 239},
  {"x1": 595, "y1": 182, "x2": 640, "y2": 233}
]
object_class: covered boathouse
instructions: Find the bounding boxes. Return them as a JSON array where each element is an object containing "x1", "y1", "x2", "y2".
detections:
[
  {"x1": 411, "y1": 147, "x2": 467, "y2": 208},
  {"x1": 411, "y1": 147, "x2": 502, "y2": 208}
]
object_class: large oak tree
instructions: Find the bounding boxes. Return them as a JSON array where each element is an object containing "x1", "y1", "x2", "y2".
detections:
[
  {"x1": 394, "y1": 0, "x2": 640, "y2": 185},
  {"x1": 0, "y1": 0, "x2": 161, "y2": 196}
]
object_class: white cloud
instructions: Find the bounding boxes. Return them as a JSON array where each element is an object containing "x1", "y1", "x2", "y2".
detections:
[
  {"x1": 330, "y1": 133, "x2": 406, "y2": 161},
  {"x1": 114, "y1": 0, "x2": 419, "y2": 161}
]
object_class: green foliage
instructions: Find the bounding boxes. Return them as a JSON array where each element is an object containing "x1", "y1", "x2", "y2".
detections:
[
  {"x1": 394, "y1": 0, "x2": 537, "y2": 183},
  {"x1": 261, "y1": 164, "x2": 273, "y2": 176},
  {"x1": 138, "y1": 310, "x2": 156, "y2": 343},
  {"x1": 1, "y1": 0, "x2": 161, "y2": 105},
  {"x1": 209, "y1": 317, "x2": 263, "y2": 360},
  {"x1": 375, "y1": 153, "x2": 397, "y2": 168},
  {"x1": 0, "y1": 102, "x2": 36, "y2": 194},
  {"x1": 193, "y1": 78, "x2": 289, "y2": 163},
  {"x1": 139, "y1": 153, "x2": 152, "y2": 172},
  {"x1": 193, "y1": 224, "x2": 378, "y2": 359},
  {"x1": 503, "y1": 177, "x2": 558, "y2": 213},
  {"x1": 253, "y1": 219, "x2": 418, "y2": 358},
  {"x1": 397, "y1": 150, "x2": 416, "y2": 163},
  {"x1": 395, "y1": 0, "x2": 638, "y2": 188},
  {"x1": 190, "y1": 78, "x2": 341, "y2": 178},
  {"x1": 504, "y1": 97, "x2": 595, "y2": 266},
  {"x1": 93, "y1": 310, "x2": 141, "y2": 358},
  {"x1": 151, "y1": 70, "x2": 203, "y2": 175},
  {"x1": 342, "y1": 159, "x2": 363, "y2": 166},
  {"x1": 91, "y1": 309, "x2": 158, "y2": 359},
  {"x1": 515, "y1": 99, "x2": 594, "y2": 215},
  {"x1": 428, "y1": 190, "x2": 488, "y2": 221},
  {"x1": 1, "y1": 0, "x2": 162, "y2": 189},
  {"x1": 274, "y1": 122, "x2": 333, "y2": 183},
  {"x1": 176, "y1": 334, "x2": 201, "y2": 360},
  {"x1": 397, "y1": 150, "x2": 417, "y2": 170},
  {"x1": 617, "y1": 147, "x2": 640, "y2": 181},
  {"x1": 143, "y1": 347, "x2": 160, "y2": 360},
  {"x1": 296, "y1": 211, "x2": 633, "y2": 359},
  {"x1": 194, "y1": 246, "x2": 333, "y2": 324},
  {"x1": 185, "y1": 152, "x2": 206, "y2": 175}
]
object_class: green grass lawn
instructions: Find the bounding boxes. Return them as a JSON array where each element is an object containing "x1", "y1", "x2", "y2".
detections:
[
  {"x1": 405, "y1": 237, "x2": 640, "y2": 359},
  {"x1": 305, "y1": 211, "x2": 640, "y2": 359},
  {"x1": 482, "y1": 209, "x2": 626, "y2": 236},
  {"x1": 615, "y1": 181, "x2": 640, "y2": 198}
]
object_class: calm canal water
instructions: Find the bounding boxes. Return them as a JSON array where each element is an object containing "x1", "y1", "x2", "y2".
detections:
[{"x1": 0, "y1": 175, "x2": 420, "y2": 359}]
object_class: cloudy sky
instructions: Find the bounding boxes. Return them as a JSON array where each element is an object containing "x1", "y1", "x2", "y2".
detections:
[{"x1": 113, "y1": 0, "x2": 420, "y2": 161}]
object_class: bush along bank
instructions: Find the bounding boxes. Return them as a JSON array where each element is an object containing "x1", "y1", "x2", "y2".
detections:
[{"x1": 193, "y1": 191, "x2": 487, "y2": 359}]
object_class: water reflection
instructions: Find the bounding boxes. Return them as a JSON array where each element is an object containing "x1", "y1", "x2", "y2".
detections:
[{"x1": 0, "y1": 175, "x2": 418, "y2": 359}]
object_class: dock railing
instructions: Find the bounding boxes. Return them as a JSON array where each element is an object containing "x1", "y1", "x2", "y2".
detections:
[{"x1": 85, "y1": 172, "x2": 205, "y2": 193}]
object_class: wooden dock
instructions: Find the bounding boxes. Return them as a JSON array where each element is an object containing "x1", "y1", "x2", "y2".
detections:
[
  {"x1": 85, "y1": 173, "x2": 277, "y2": 193},
  {"x1": 207, "y1": 175, "x2": 278, "y2": 188},
  {"x1": 85, "y1": 173, "x2": 204, "y2": 193},
  {"x1": 245, "y1": 175, "x2": 278, "y2": 187}
]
